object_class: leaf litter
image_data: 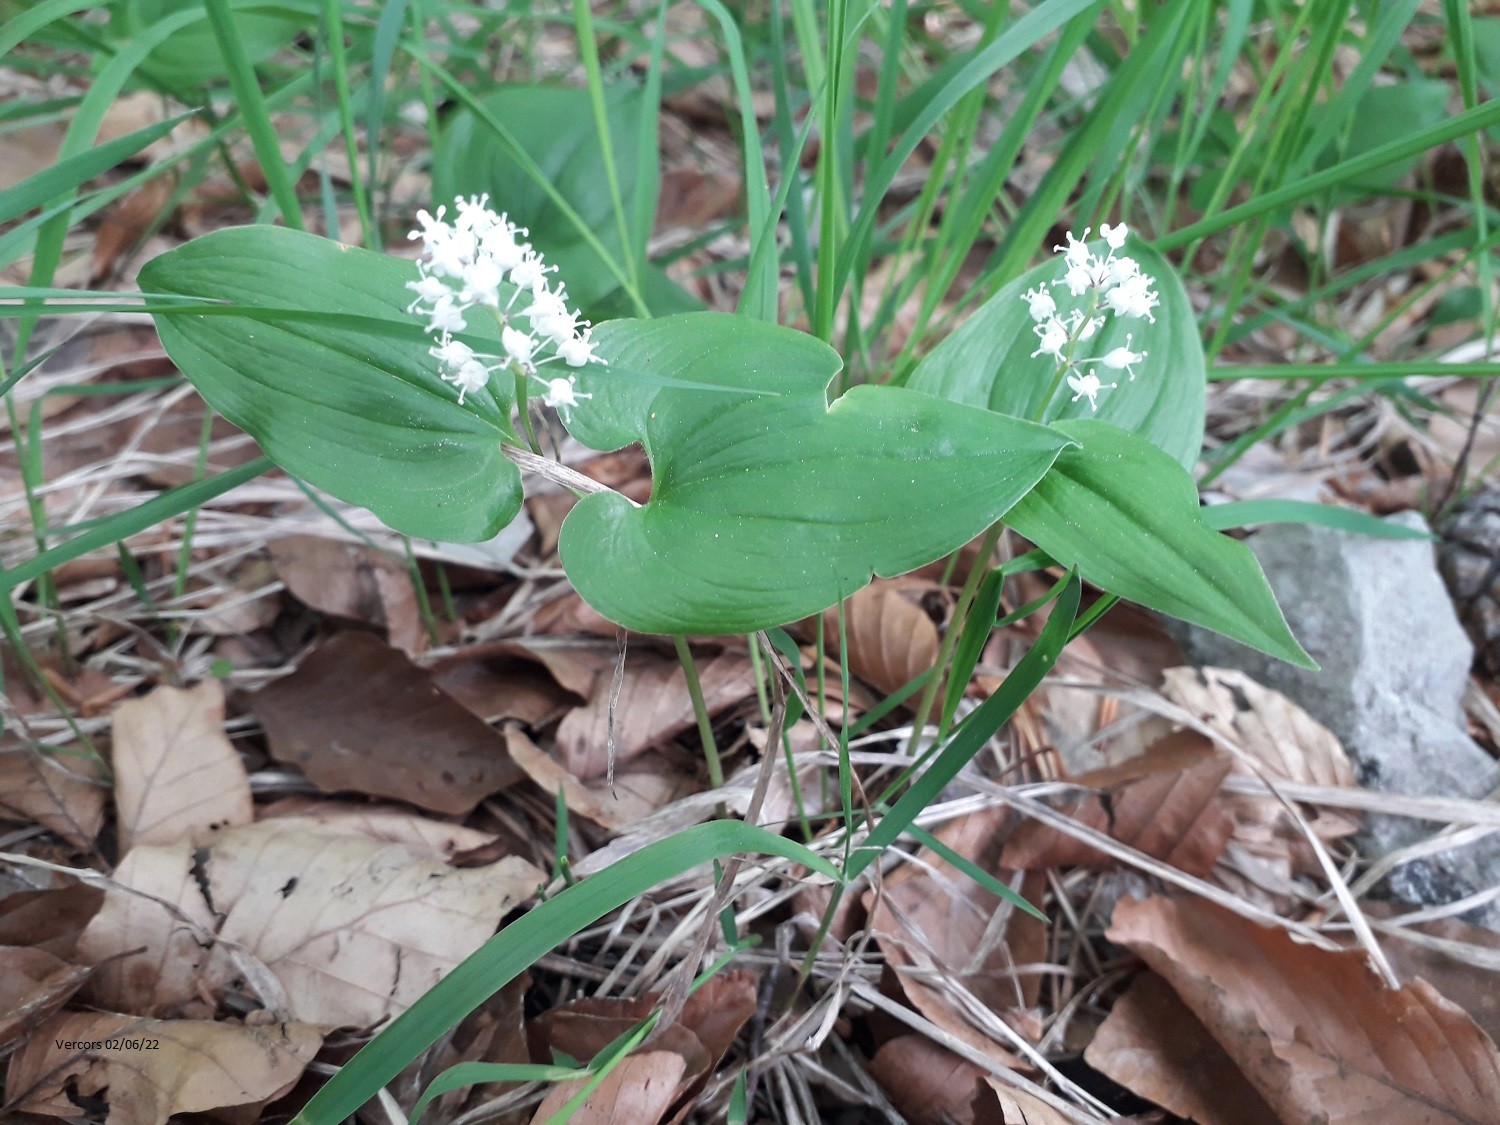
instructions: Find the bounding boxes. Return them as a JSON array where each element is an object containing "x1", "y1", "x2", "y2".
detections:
[{"x1": 4, "y1": 16, "x2": 1500, "y2": 1125}]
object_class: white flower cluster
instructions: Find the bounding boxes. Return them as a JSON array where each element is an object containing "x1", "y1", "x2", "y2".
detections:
[
  {"x1": 407, "y1": 196, "x2": 601, "y2": 417},
  {"x1": 1023, "y1": 222, "x2": 1158, "y2": 411}
]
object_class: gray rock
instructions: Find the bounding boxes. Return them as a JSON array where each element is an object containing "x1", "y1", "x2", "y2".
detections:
[{"x1": 1173, "y1": 511, "x2": 1500, "y2": 926}]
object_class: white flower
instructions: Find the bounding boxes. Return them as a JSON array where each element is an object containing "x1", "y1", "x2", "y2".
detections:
[
  {"x1": 1031, "y1": 316, "x2": 1070, "y2": 359},
  {"x1": 408, "y1": 207, "x2": 449, "y2": 254},
  {"x1": 480, "y1": 221, "x2": 528, "y2": 271},
  {"x1": 405, "y1": 272, "x2": 448, "y2": 312},
  {"x1": 557, "y1": 331, "x2": 600, "y2": 368},
  {"x1": 1105, "y1": 253, "x2": 1141, "y2": 288},
  {"x1": 1104, "y1": 272, "x2": 1159, "y2": 322},
  {"x1": 425, "y1": 294, "x2": 466, "y2": 334},
  {"x1": 540, "y1": 374, "x2": 591, "y2": 419},
  {"x1": 501, "y1": 324, "x2": 537, "y2": 369},
  {"x1": 429, "y1": 334, "x2": 474, "y2": 370},
  {"x1": 444, "y1": 358, "x2": 491, "y2": 405},
  {"x1": 1054, "y1": 229, "x2": 1092, "y2": 269},
  {"x1": 1022, "y1": 285, "x2": 1056, "y2": 322},
  {"x1": 508, "y1": 252, "x2": 548, "y2": 291},
  {"x1": 459, "y1": 254, "x2": 504, "y2": 308},
  {"x1": 453, "y1": 194, "x2": 495, "y2": 234},
  {"x1": 1077, "y1": 314, "x2": 1106, "y2": 341},
  {"x1": 427, "y1": 226, "x2": 477, "y2": 279},
  {"x1": 1101, "y1": 334, "x2": 1146, "y2": 381},
  {"x1": 1067, "y1": 371, "x2": 1115, "y2": 411},
  {"x1": 1099, "y1": 222, "x2": 1129, "y2": 250}
]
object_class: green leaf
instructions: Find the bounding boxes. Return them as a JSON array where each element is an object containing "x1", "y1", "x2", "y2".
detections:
[
  {"x1": 1006, "y1": 420, "x2": 1314, "y2": 669},
  {"x1": 559, "y1": 313, "x2": 1073, "y2": 635},
  {"x1": 289, "y1": 820, "x2": 839, "y2": 1125},
  {"x1": 110, "y1": 0, "x2": 309, "y2": 85},
  {"x1": 907, "y1": 237, "x2": 1204, "y2": 469},
  {"x1": 1202, "y1": 499, "x2": 1435, "y2": 541},
  {"x1": 0, "y1": 111, "x2": 194, "y2": 226},
  {"x1": 139, "y1": 226, "x2": 522, "y2": 543},
  {"x1": 433, "y1": 83, "x2": 698, "y2": 319}
]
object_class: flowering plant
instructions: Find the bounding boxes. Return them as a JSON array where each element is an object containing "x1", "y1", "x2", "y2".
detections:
[{"x1": 139, "y1": 196, "x2": 1310, "y2": 667}]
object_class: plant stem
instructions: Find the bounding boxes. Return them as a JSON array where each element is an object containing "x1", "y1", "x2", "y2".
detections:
[{"x1": 675, "y1": 635, "x2": 724, "y2": 791}]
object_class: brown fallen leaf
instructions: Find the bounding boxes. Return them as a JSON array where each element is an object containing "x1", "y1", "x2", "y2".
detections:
[
  {"x1": 505, "y1": 725, "x2": 639, "y2": 831},
  {"x1": 78, "y1": 816, "x2": 543, "y2": 1027},
  {"x1": 870, "y1": 1034, "x2": 986, "y2": 1124},
  {"x1": 268, "y1": 535, "x2": 427, "y2": 657},
  {"x1": 970, "y1": 1075, "x2": 1075, "y2": 1125},
  {"x1": 1162, "y1": 666, "x2": 1359, "y2": 844},
  {"x1": 528, "y1": 972, "x2": 758, "y2": 1124},
  {"x1": 1084, "y1": 971, "x2": 1276, "y2": 1125},
  {"x1": 528, "y1": 1051, "x2": 688, "y2": 1125},
  {"x1": 1109, "y1": 893, "x2": 1500, "y2": 1124},
  {"x1": 866, "y1": 806, "x2": 1041, "y2": 1058},
  {"x1": 556, "y1": 648, "x2": 755, "y2": 779},
  {"x1": 0, "y1": 946, "x2": 93, "y2": 1048},
  {"x1": 1002, "y1": 732, "x2": 1235, "y2": 878},
  {"x1": 0, "y1": 747, "x2": 106, "y2": 849},
  {"x1": 0, "y1": 884, "x2": 103, "y2": 959},
  {"x1": 6, "y1": 1012, "x2": 320, "y2": 1125},
  {"x1": 1362, "y1": 906, "x2": 1500, "y2": 1047},
  {"x1": 825, "y1": 578, "x2": 943, "y2": 700},
  {"x1": 111, "y1": 679, "x2": 252, "y2": 850},
  {"x1": 248, "y1": 631, "x2": 523, "y2": 816}
]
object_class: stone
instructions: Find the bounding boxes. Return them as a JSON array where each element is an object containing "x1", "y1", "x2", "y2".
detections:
[{"x1": 1172, "y1": 511, "x2": 1500, "y2": 927}]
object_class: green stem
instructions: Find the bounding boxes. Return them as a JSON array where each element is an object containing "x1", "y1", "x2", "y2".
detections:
[
  {"x1": 674, "y1": 635, "x2": 724, "y2": 791},
  {"x1": 904, "y1": 522, "x2": 1002, "y2": 757}
]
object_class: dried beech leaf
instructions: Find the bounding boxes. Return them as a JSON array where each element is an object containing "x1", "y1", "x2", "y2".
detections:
[
  {"x1": 6, "y1": 1012, "x2": 320, "y2": 1125},
  {"x1": 0, "y1": 747, "x2": 106, "y2": 848},
  {"x1": 249, "y1": 631, "x2": 523, "y2": 815},
  {"x1": 527, "y1": 1050, "x2": 687, "y2": 1125},
  {"x1": 1372, "y1": 910, "x2": 1500, "y2": 1046},
  {"x1": 0, "y1": 946, "x2": 92, "y2": 1048},
  {"x1": 1084, "y1": 971, "x2": 1276, "y2": 1125},
  {"x1": 0, "y1": 885, "x2": 104, "y2": 959},
  {"x1": 504, "y1": 726, "x2": 634, "y2": 831},
  {"x1": 1109, "y1": 894, "x2": 1500, "y2": 1124},
  {"x1": 269, "y1": 535, "x2": 426, "y2": 657},
  {"x1": 111, "y1": 679, "x2": 252, "y2": 850},
  {"x1": 1002, "y1": 733, "x2": 1234, "y2": 876},
  {"x1": 556, "y1": 649, "x2": 755, "y2": 779},
  {"x1": 866, "y1": 807, "x2": 1038, "y2": 1060},
  {"x1": 871, "y1": 1034, "x2": 986, "y2": 1124},
  {"x1": 970, "y1": 1076, "x2": 1074, "y2": 1125},
  {"x1": 826, "y1": 578, "x2": 942, "y2": 699},
  {"x1": 1162, "y1": 666, "x2": 1358, "y2": 841},
  {"x1": 79, "y1": 817, "x2": 543, "y2": 1026}
]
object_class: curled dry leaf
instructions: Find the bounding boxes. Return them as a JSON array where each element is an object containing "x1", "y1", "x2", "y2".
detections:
[
  {"x1": 1162, "y1": 665, "x2": 1358, "y2": 843},
  {"x1": 1084, "y1": 971, "x2": 1276, "y2": 1125},
  {"x1": 505, "y1": 725, "x2": 646, "y2": 831},
  {"x1": 556, "y1": 648, "x2": 755, "y2": 779},
  {"x1": 527, "y1": 971, "x2": 758, "y2": 1124},
  {"x1": 0, "y1": 946, "x2": 93, "y2": 1049},
  {"x1": 6, "y1": 1012, "x2": 320, "y2": 1125},
  {"x1": 79, "y1": 816, "x2": 543, "y2": 1027},
  {"x1": 1001, "y1": 732, "x2": 1235, "y2": 878},
  {"x1": 0, "y1": 884, "x2": 104, "y2": 960},
  {"x1": 111, "y1": 679, "x2": 252, "y2": 851},
  {"x1": 969, "y1": 1075, "x2": 1076, "y2": 1125},
  {"x1": 1108, "y1": 893, "x2": 1500, "y2": 1124},
  {"x1": 269, "y1": 534, "x2": 427, "y2": 657},
  {"x1": 825, "y1": 578, "x2": 943, "y2": 700},
  {"x1": 248, "y1": 631, "x2": 523, "y2": 816}
]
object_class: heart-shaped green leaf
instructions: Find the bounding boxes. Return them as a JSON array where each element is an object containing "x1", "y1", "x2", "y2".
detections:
[
  {"x1": 139, "y1": 226, "x2": 522, "y2": 543},
  {"x1": 1006, "y1": 419, "x2": 1313, "y2": 668},
  {"x1": 558, "y1": 313, "x2": 1073, "y2": 635},
  {"x1": 907, "y1": 238, "x2": 1204, "y2": 468}
]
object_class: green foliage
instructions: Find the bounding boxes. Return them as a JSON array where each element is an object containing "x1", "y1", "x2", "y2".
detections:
[
  {"x1": 108, "y1": 0, "x2": 309, "y2": 86},
  {"x1": 907, "y1": 238, "x2": 1204, "y2": 468},
  {"x1": 560, "y1": 312, "x2": 1073, "y2": 634},
  {"x1": 433, "y1": 82, "x2": 698, "y2": 319},
  {"x1": 139, "y1": 226, "x2": 522, "y2": 543},
  {"x1": 1006, "y1": 420, "x2": 1313, "y2": 668}
]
